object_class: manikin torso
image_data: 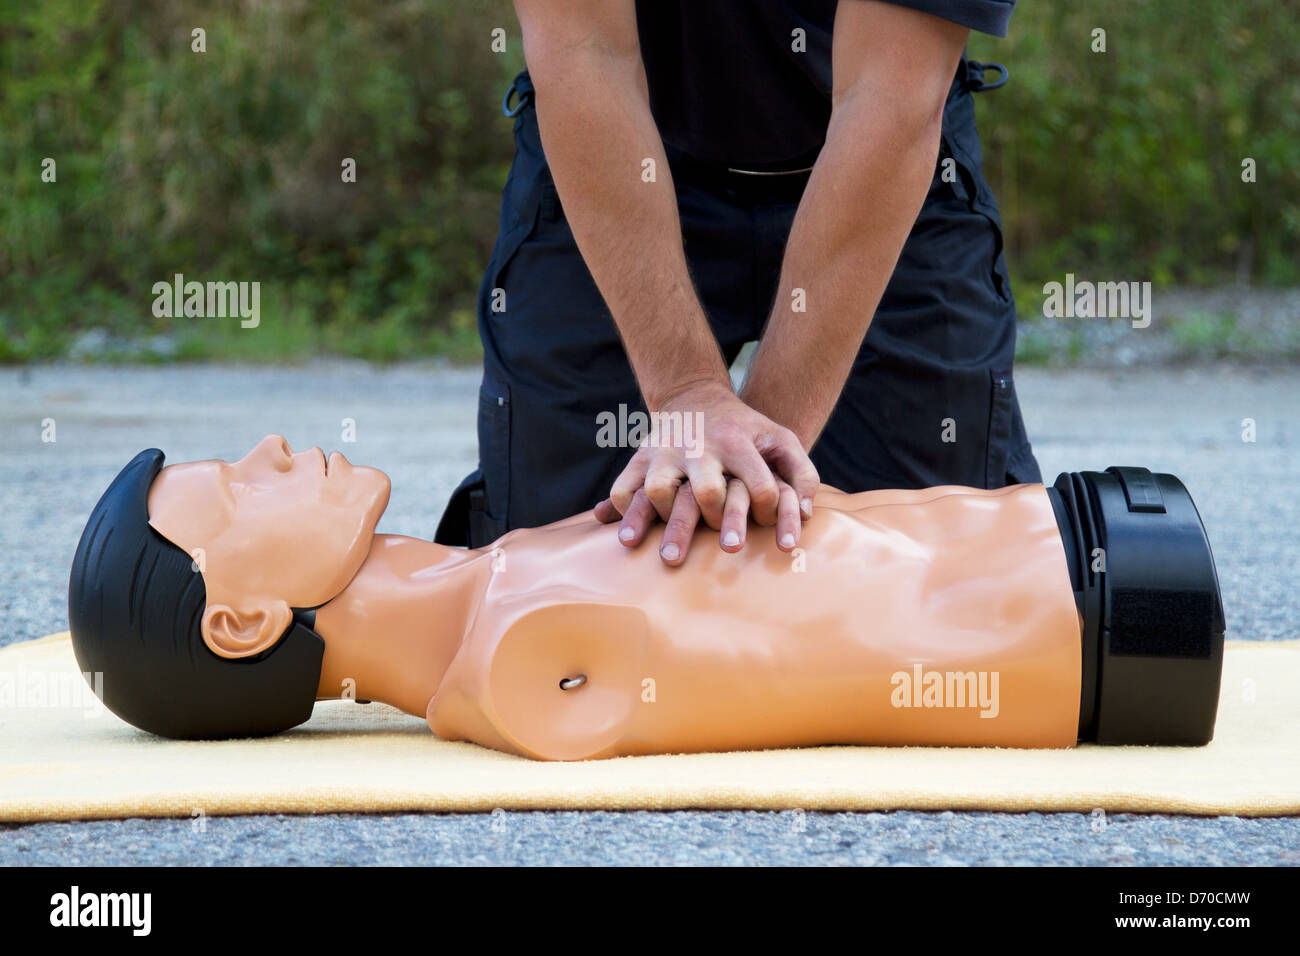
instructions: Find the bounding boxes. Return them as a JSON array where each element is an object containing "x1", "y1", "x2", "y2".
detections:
[{"x1": 313, "y1": 482, "x2": 1082, "y2": 761}]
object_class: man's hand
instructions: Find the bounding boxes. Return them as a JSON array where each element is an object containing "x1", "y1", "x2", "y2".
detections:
[{"x1": 593, "y1": 380, "x2": 820, "y2": 565}]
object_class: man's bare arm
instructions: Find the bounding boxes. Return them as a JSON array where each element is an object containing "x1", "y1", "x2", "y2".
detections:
[
  {"x1": 513, "y1": 0, "x2": 726, "y2": 409},
  {"x1": 741, "y1": 1, "x2": 970, "y2": 447},
  {"x1": 515, "y1": 0, "x2": 819, "y2": 564}
]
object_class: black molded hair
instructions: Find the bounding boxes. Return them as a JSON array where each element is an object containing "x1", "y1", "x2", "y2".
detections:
[{"x1": 67, "y1": 449, "x2": 325, "y2": 739}]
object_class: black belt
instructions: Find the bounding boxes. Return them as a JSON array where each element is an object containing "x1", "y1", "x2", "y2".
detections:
[
  {"x1": 666, "y1": 146, "x2": 815, "y2": 203},
  {"x1": 666, "y1": 57, "x2": 1007, "y2": 200},
  {"x1": 503, "y1": 56, "x2": 1007, "y2": 202}
]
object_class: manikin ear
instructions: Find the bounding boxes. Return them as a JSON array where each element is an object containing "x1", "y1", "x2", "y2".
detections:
[{"x1": 200, "y1": 600, "x2": 294, "y2": 660}]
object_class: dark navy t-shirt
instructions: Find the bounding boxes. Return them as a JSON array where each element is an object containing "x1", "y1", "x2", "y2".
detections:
[{"x1": 633, "y1": 0, "x2": 1016, "y2": 167}]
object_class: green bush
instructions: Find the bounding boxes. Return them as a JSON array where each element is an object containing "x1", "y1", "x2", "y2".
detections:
[
  {"x1": 0, "y1": 0, "x2": 1294, "y2": 362},
  {"x1": 967, "y1": 0, "x2": 1300, "y2": 290},
  {"x1": 0, "y1": 0, "x2": 521, "y2": 360}
]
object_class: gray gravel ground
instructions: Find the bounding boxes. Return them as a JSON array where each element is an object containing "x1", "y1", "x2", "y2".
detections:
[
  {"x1": 4, "y1": 811, "x2": 1299, "y2": 867},
  {"x1": 1, "y1": 361, "x2": 1297, "y2": 866}
]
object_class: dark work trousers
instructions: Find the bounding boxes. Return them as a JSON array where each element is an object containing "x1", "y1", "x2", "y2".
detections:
[{"x1": 436, "y1": 60, "x2": 1041, "y2": 549}]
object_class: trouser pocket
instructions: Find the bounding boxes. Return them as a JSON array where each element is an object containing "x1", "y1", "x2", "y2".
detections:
[
  {"x1": 939, "y1": 62, "x2": 1013, "y2": 304},
  {"x1": 434, "y1": 373, "x2": 513, "y2": 550},
  {"x1": 984, "y1": 368, "x2": 1041, "y2": 487},
  {"x1": 472, "y1": 371, "x2": 512, "y2": 543},
  {"x1": 937, "y1": 130, "x2": 1011, "y2": 304},
  {"x1": 985, "y1": 369, "x2": 1014, "y2": 488}
]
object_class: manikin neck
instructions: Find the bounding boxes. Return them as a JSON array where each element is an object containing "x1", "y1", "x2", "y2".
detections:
[{"x1": 311, "y1": 534, "x2": 491, "y2": 716}]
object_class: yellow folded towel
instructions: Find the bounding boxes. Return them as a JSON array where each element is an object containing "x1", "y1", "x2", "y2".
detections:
[{"x1": 1, "y1": 632, "x2": 1296, "y2": 821}]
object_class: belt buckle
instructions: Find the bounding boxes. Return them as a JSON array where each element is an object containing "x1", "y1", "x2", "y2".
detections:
[{"x1": 725, "y1": 165, "x2": 814, "y2": 177}]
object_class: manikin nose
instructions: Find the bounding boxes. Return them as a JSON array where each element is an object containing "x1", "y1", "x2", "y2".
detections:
[{"x1": 261, "y1": 435, "x2": 294, "y2": 471}]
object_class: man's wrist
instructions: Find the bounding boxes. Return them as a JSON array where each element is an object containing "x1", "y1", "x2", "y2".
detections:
[
  {"x1": 739, "y1": 374, "x2": 826, "y2": 451},
  {"x1": 644, "y1": 372, "x2": 733, "y2": 413}
]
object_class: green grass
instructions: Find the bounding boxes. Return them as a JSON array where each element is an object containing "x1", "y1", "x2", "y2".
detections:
[{"x1": 1169, "y1": 311, "x2": 1241, "y2": 356}]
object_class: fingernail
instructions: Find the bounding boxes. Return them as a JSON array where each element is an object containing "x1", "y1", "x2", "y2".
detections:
[
  {"x1": 780, "y1": 533, "x2": 796, "y2": 550},
  {"x1": 800, "y1": 497, "x2": 813, "y2": 518},
  {"x1": 661, "y1": 543, "x2": 680, "y2": 561},
  {"x1": 619, "y1": 527, "x2": 635, "y2": 542},
  {"x1": 721, "y1": 530, "x2": 740, "y2": 548}
]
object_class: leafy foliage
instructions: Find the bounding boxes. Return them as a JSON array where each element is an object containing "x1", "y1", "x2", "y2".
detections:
[
  {"x1": 0, "y1": 0, "x2": 1294, "y2": 361},
  {"x1": 968, "y1": 0, "x2": 1300, "y2": 290},
  {"x1": 1, "y1": 0, "x2": 520, "y2": 360}
]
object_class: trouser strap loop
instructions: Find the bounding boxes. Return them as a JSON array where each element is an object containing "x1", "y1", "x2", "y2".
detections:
[
  {"x1": 502, "y1": 75, "x2": 534, "y2": 117},
  {"x1": 965, "y1": 59, "x2": 1009, "y2": 92}
]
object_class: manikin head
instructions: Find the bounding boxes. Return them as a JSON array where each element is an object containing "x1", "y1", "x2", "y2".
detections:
[{"x1": 68, "y1": 436, "x2": 389, "y2": 739}]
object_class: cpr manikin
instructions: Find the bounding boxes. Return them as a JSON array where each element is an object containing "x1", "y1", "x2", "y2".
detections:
[{"x1": 68, "y1": 436, "x2": 1226, "y2": 759}]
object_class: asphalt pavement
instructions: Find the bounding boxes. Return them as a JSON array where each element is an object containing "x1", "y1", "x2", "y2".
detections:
[{"x1": 1, "y1": 361, "x2": 1296, "y2": 865}]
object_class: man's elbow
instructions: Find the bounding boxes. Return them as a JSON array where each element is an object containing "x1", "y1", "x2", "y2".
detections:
[
  {"x1": 831, "y1": 73, "x2": 947, "y2": 148},
  {"x1": 520, "y1": 26, "x2": 641, "y2": 92}
]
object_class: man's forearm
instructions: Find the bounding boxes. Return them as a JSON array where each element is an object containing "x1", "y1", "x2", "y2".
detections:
[
  {"x1": 525, "y1": 44, "x2": 729, "y2": 411},
  {"x1": 741, "y1": 83, "x2": 946, "y2": 449}
]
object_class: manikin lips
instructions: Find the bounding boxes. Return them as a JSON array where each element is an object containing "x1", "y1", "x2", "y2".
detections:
[
  {"x1": 311, "y1": 446, "x2": 345, "y2": 477},
  {"x1": 326, "y1": 450, "x2": 351, "y2": 478}
]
